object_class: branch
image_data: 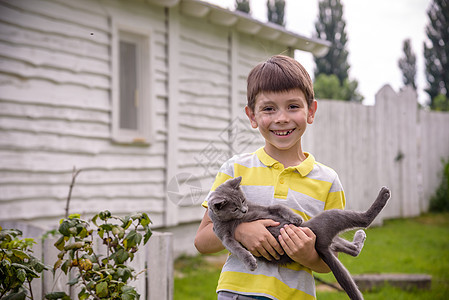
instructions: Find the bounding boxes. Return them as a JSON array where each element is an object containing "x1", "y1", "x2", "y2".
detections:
[{"x1": 65, "y1": 167, "x2": 82, "y2": 218}]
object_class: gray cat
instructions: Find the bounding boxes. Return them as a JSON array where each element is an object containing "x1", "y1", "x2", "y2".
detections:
[{"x1": 208, "y1": 176, "x2": 391, "y2": 300}]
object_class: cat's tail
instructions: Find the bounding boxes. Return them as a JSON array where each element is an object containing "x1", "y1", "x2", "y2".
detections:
[
  {"x1": 319, "y1": 249, "x2": 364, "y2": 300},
  {"x1": 362, "y1": 187, "x2": 391, "y2": 227}
]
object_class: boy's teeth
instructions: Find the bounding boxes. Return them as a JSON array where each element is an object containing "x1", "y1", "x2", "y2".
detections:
[{"x1": 274, "y1": 130, "x2": 293, "y2": 136}]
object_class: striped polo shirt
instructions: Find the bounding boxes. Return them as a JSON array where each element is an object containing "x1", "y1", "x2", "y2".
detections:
[{"x1": 203, "y1": 147, "x2": 346, "y2": 300}]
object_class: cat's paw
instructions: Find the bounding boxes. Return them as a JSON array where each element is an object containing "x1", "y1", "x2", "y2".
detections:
[
  {"x1": 245, "y1": 256, "x2": 258, "y2": 271},
  {"x1": 288, "y1": 215, "x2": 303, "y2": 226},
  {"x1": 379, "y1": 187, "x2": 391, "y2": 204},
  {"x1": 354, "y1": 229, "x2": 366, "y2": 244}
]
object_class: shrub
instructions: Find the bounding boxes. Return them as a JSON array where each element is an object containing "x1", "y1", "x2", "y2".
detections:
[
  {"x1": 46, "y1": 211, "x2": 152, "y2": 300},
  {"x1": 0, "y1": 227, "x2": 48, "y2": 299},
  {"x1": 429, "y1": 158, "x2": 449, "y2": 212}
]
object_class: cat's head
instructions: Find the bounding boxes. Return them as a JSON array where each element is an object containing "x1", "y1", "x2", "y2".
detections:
[{"x1": 208, "y1": 176, "x2": 248, "y2": 221}]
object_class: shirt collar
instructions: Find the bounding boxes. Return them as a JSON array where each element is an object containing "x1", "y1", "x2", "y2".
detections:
[{"x1": 256, "y1": 147, "x2": 315, "y2": 176}]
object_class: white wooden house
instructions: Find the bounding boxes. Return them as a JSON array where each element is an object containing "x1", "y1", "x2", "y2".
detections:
[{"x1": 0, "y1": 0, "x2": 329, "y2": 254}]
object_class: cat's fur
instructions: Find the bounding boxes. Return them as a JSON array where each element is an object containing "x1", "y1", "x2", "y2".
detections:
[{"x1": 208, "y1": 176, "x2": 391, "y2": 300}]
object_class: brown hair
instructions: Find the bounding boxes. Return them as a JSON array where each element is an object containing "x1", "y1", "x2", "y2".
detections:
[{"x1": 246, "y1": 55, "x2": 314, "y2": 111}]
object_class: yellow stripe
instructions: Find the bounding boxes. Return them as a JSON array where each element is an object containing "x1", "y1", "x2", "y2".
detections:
[
  {"x1": 291, "y1": 208, "x2": 311, "y2": 222},
  {"x1": 235, "y1": 164, "x2": 275, "y2": 186},
  {"x1": 218, "y1": 271, "x2": 316, "y2": 300},
  {"x1": 289, "y1": 176, "x2": 333, "y2": 202},
  {"x1": 211, "y1": 172, "x2": 233, "y2": 191},
  {"x1": 324, "y1": 191, "x2": 346, "y2": 210}
]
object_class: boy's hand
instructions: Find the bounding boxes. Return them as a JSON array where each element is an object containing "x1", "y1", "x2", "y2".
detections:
[
  {"x1": 234, "y1": 219, "x2": 284, "y2": 261},
  {"x1": 279, "y1": 224, "x2": 324, "y2": 270}
]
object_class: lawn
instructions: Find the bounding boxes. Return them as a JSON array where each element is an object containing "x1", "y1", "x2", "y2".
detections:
[{"x1": 174, "y1": 213, "x2": 449, "y2": 300}]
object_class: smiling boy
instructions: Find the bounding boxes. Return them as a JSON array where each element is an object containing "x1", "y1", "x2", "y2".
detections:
[{"x1": 194, "y1": 55, "x2": 346, "y2": 300}]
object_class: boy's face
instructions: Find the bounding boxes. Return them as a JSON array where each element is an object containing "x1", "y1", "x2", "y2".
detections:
[{"x1": 245, "y1": 88, "x2": 317, "y2": 155}]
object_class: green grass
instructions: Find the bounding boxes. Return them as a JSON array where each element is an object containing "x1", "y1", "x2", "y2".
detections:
[{"x1": 174, "y1": 213, "x2": 449, "y2": 299}]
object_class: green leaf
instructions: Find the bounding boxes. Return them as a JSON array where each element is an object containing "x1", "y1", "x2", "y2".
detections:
[
  {"x1": 54, "y1": 236, "x2": 66, "y2": 251},
  {"x1": 114, "y1": 249, "x2": 129, "y2": 264},
  {"x1": 122, "y1": 217, "x2": 132, "y2": 230},
  {"x1": 96, "y1": 281, "x2": 109, "y2": 298},
  {"x1": 58, "y1": 221, "x2": 71, "y2": 236},
  {"x1": 140, "y1": 213, "x2": 151, "y2": 227},
  {"x1": 78, "y1": 288, "x2": 89, "y2": 300},
  {"x1": 68, "y1": 274, "x2": 80, "y2": 286},
  {"x1": 11, "y1": 249, "x2": 30, "y2": 260},
  {"x1": 61, "y1": 260, "x2": 70, "y2": 274},
  {"x1": 45, "y1": 291, "x2": 71, "y2": 299},
  {"x1": 3, "y1": 289, "x2": 27, "y2": 300},
  {"x1": 124, "y1": 230, "x2": 141, "y2": 249},
  {"x1": 16, "y1": 268, "x2": 26, "y2": 283},
  {"x1": 143, "y1": 229, "x2": 152, "y2": 245}
]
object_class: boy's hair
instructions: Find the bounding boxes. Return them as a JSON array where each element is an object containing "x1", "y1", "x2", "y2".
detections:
[{"x1": 246, "y1": 55, "x2": 315, "y2": 111}]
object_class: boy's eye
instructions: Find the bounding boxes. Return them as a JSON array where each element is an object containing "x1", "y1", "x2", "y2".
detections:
[
  {"x1": 262, "y1": 107, "x2": 274, "y2": 112},
  {"x1": 289, "y1": 104, "x2": 300, "y2": 109}
]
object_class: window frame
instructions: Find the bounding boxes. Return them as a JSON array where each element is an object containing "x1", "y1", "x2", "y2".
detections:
[{"x1": 111, "y1": 21, "x2": 155, "y2": 145}]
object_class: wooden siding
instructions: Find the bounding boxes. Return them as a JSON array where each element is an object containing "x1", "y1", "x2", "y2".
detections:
[{"x1": 0, "y1": 0, "x2": 168, "y2": 227}]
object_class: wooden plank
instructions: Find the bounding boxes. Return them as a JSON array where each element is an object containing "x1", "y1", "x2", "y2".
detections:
[
  {"x1": 146, "y1": 232, "x2": 174, "y2": 300},
  {"x1": 0, "y1": 149, "x2": 166, "y2": 171},
  {"x1": 165, "y1": 5, "x2": 180, "y2": 227},
  {"x1": 0, "y1": 4, "x2": 109, "y2": 45},
  {"x1": 0, "y1": 42, "x2": 110, "y2": 76},
  {"x1": 0, "y1": 75, "x2": 110, "y2": 110},
  {"x1": 3, "y1": 0, "x2": 109, "y2": 31},
  {"x1": 0, "y1": 22, "x2": 109, "y2": 61},
  {"x1": 0, "y1": 101, "x2": 109, "y2": 124},
  {"x1": 0, "y1": 58, "x2": 110, "y2": 89}
]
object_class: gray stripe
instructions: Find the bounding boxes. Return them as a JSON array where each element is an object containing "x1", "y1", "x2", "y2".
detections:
[{"x1": 286, "y1": 189, "x2": 325, "y2": 217}]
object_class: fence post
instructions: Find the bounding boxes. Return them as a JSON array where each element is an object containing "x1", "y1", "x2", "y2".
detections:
[{"x1": 146, "y1": 231, "x2": 174, "y2": 300}]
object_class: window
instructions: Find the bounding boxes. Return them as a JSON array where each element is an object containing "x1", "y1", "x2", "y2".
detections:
[{"x1": 112, "y1": 24, "x2": 154, "y2": 144}]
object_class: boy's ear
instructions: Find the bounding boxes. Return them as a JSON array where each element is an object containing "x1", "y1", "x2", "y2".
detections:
[
  {"x1": 245, "y1": 106, "x2": 258, "y2": 129},
  {"x1": 307, "y1": 100, "x2": 318, "y2": 124}
]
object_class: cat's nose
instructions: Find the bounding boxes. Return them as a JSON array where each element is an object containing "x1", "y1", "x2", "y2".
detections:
[{"x1": 241, "y1": 208, "x2": 247, "y2": 213}]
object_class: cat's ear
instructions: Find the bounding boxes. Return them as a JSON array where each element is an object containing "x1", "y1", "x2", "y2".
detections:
[
  {"x1": 212, "y1": 199, "x2": 228, "y2": 211},
  {"x1": 228, "y1": 176, "x2": 242, "y2": 188}
]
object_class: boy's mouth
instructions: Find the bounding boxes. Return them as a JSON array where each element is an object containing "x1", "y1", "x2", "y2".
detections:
[{"x1": 272, "y1": 129, "x2": 295, "y2": 136}]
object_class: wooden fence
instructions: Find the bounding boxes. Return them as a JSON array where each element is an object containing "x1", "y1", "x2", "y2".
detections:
[
  {"x1": 303, "y1": 85, "x2": 449, "y2": 222},
  {"x1": 0, "y1": 221, "x2": 173, "y2": 300}
]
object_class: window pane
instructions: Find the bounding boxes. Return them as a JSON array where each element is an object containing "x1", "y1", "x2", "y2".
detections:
[{"x1": 119, "y1": 40, "x2": 138, "y2": 130}]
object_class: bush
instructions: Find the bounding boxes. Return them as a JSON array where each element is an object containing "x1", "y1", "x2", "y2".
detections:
[
  {"x1": 429, "y1": 158, "x2": 449, "y2": 212},
  {"x1": 0, "y1": 227, "x2": 48, "y2": 299},
  {"x1": 46, "y1": 211, "x2": 152, "y2": 300}
]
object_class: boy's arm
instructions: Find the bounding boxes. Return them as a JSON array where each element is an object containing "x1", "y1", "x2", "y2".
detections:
[{"x1": 194, "y1": 210, "x2": 225, "y2": 254}]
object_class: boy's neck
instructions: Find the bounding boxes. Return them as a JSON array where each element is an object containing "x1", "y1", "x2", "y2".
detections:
[{"x1": 264, "y1": 144, "x2": 307, "y2": 168}]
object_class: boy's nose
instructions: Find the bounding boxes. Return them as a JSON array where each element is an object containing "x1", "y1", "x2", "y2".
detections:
[{"x1": 275, "y1": 110, "x2": 289, "y2": 123}]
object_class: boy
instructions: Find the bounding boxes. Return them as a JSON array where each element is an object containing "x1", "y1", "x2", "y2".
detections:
[{"x1": 194, "y1": 55, "x2": 345, "y2": 300}]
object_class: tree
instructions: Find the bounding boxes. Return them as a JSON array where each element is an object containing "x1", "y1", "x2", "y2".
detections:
[
  {"x1": 314, "y1": 74, "x2": 363, "y2": 102},
  {"x1": 313, "y1": 0, "x2": 362, "y2": 101},
  {"x1": 267, "y1": 0, "x2": 285, "y2": 26},
  {"x1": 235, "y1": 0, "x2": 250, "y2": 14},
  {"x1": 398, "y1": 38, "x2": 417, "y2": 90},
  {"x1": 314, "y1": 0, "x2": 349, "y2": 83},
  {"x1": 423, "y1": 0, "x2": 449, "y2": 110}
]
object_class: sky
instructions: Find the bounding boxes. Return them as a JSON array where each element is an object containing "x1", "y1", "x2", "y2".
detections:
[{"x1": 205, "y1": 0, "x2": 431, "y2": 105}]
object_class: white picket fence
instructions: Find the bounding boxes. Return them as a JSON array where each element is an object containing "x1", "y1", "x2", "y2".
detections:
[{"x1": 0, "y1": 221, "x2": 173, "y2": 300}]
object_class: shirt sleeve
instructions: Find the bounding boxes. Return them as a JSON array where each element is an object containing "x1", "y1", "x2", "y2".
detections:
[
  {"x1": 324, "y1": 174, "x2": 346, "y2": 210},
  {"x1": 201, "y1": 158, "x2": 235, "y2": 208}
]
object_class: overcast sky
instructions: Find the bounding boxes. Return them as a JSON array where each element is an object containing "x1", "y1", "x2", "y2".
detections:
[{"x1": 206, "y1": 0, "x2": 431, "y2": 105}]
